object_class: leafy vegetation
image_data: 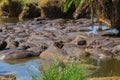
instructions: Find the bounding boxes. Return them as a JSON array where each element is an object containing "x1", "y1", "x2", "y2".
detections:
[
  {"x1": 62, "y1": 0, "x2": 92, "y2": 13},
  {"x1": 40, "y1": 60, "x2": 92, "y2": 80},
  {"x1": 27, "y1": 59, "x2": 95, "y2": 80},
  {"x1": 62, "y1": 0, "x2": 120, "y2": 32}
]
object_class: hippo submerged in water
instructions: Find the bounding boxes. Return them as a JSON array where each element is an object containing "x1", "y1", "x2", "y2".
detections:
[{"x1": 0, "y1": 49, "x2": 40, "y2": 60}]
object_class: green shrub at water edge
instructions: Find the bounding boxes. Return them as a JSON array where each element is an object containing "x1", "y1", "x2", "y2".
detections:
[{"x1": 40, "y1": 60, "x2": 90, "y2": 80}]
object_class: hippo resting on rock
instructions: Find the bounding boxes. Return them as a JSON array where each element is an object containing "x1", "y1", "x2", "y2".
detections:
[{"x1": 0, "y1": 49, "x2": 39, "y2": 60}]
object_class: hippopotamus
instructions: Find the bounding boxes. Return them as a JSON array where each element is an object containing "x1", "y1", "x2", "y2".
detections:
[{"x1": 0, "y1": 49, "x2": 40, "y2": 60}]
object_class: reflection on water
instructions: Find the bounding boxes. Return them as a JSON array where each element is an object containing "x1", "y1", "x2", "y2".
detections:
[
  {"x1": 0, "y1": 17, "x2": 20, "y2": 24},
  {"x1": 0, "y1": 57, "x2": 42, "y2": 80},
  {"x1": 87, "y1": 58, "x2": 120, "y2": 77},
  {"x1": 0, "y1": 17, "x2": 32, "y2": 24},
  {"x1": 87, "y1": 25, "x2": 119, "y2": 35}
]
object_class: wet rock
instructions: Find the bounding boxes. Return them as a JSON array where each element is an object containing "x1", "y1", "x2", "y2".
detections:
[
  {"x1": 87, "y1": 49, "x2": 112, "y2": 59},
  {"x1": 0, "y1": 49, "x2": 39, "y2": 60},
  {"x1": 55, "y1": 36, "x2": 73, "y2": 43},
  {"x1": 0, "y1": 71, "x2": 16, "y2": 80},
  {"x1": 6, "y1": 41, "x2": 19, "y2": 49},
  {"x1": 17, "y1": 32, "x2": 29, "y2": 38},
  {"x1": 18, "y1": 43, "x2": 32, "y2": 50},
  {"x1": 39, "y1": 45, "x2": 67, "y2": 60},
  {"x1": 63, "y1": 43, "x2": 86, "y2": 60},
  {"x1": 15, "y1": 37, "x2": 26, "y2": 43},
  {"x1": 65, "y1": 26, "x2": 91, "y2": 32},
  {"x1": 67, "y1": 32, "x2": 87, "y2": 40},
  {"x1": 27, "y1": 42, "x2": 48, "y2": 54}
]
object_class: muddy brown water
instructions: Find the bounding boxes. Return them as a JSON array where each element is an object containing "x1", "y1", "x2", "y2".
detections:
[
  {"x1": 86, "y1": 58, "x2": 120, "y2": 77},
  {"x1": 0, "y1": 18, "x2": 120, "y2": 80}
]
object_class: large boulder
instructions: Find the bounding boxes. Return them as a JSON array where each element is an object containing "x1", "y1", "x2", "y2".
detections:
[
  {"x1": 39, "y1": 45, "x2": 67, "y2": 60},
  {"x1": 63, "y1": 43, "x2": 86, "y2": 60}
]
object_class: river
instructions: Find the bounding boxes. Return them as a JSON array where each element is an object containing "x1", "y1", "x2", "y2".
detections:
[{"x1": 0, "y1": 17, "x2": 120, "y2": 80}]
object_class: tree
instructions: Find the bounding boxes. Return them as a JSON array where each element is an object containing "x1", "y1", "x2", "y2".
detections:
[{"x1": 62, "y1": 0, "x2": 120, "y2": 34}]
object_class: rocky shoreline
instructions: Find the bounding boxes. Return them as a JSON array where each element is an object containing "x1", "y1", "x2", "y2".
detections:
[{"x1": 0, "y1": 17, "x2": 119, "y2": 61}]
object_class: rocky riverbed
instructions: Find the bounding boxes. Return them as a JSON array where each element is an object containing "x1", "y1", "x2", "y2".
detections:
[{"x1": 0, "y1": 17, "x2": 119, "y2": 61}]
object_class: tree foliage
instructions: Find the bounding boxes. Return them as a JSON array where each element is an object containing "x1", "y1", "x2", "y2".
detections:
[{"x1": 62, "y1": 0, "x2": 120, "y2": 31}]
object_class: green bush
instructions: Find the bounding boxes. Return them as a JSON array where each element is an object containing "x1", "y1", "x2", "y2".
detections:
[{"x1": 40, "y1": 60, "x2": 90, "y2": 80}]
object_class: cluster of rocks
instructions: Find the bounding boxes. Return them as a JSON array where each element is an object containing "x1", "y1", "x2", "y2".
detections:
[{"x1": 0, "y1": 17, "x2": 119, "y2": 61}]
